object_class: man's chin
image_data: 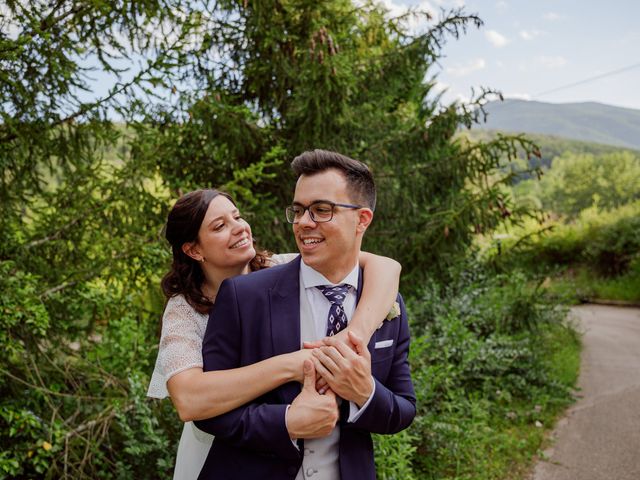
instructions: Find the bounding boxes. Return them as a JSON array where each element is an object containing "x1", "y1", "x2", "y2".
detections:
[{"x1": 298, "y1": 250, "x2": 321, "y2": 267}]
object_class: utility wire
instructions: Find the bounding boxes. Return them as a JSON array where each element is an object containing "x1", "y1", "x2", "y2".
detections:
[{"x1": 532, "y1": 61, "x2": 640, "y2": 98}]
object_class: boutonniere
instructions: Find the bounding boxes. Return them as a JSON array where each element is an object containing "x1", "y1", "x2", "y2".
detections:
[{"x1": 379, "y1": 301, "x2": 401, "y2": 328}]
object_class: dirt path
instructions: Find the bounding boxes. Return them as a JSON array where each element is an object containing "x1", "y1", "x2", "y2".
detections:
[{"x1": 531, "y1": 304, "x2": 640, "y2": 480}]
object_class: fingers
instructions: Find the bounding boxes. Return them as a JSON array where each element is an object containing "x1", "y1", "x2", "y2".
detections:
[
  {"x1": 330, "y1": 338, "x2": 359, "y2": 360},
  {"x1": 315, "y1": 376, "x2": 329, "y2": 394},
  {"x1": 311, "y1": 357, "x2": 334, "y2": 386},
  {"x1": 348, "y1": 331, "x2": 370, "y2": 359},
  {"x1": 322, "y1": 387, "x2": 337, "y2": 400},
  {"x1": 302, "y1": 359, "x2": 316, "y2": 391},
  {"x1": 312, "y1": 346, "x2": 343, "y2": 372},
  {"x1": 303, "y1": 340, "x2": 323, "y2": 349}
]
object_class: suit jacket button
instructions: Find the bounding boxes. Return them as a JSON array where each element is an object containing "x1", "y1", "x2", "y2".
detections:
[{"x1": 287, "y1": 466, "x2": 297, "y2": 476}]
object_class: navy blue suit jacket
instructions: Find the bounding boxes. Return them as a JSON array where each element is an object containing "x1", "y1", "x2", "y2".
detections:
[{"x1": 194, "y1": 256, "x2": 416, "y2": 479}]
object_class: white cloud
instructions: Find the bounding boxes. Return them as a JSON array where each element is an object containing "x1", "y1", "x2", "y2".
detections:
[
  {"x1": 519, "y1": 29, "x2": 544, "y2": 40},
  {"x1": 496, "y1": 1, "x2": 508, "y2": 10},
  {"x1": 543, "y1": 11, "x2": 562, "y2": 21},
  {"x1": 454, "y1": 92, "x2": 471, "y2": 104},
  {"x1": 536, "y1": 55, "x2": 567, "y2": 68},
  {"x1": 380, "y1": 0, "x2": 409, "y2": 18},
  {"x1": 446, "y1": 58, "x2": 486, "y2": 77},
  {"x1": 485, "y1": 29, "x2": 509, "y2": 47},
  {"x1": 375, "y1": 0, "x2": 437, "y2": 34},
  {"x1": 432, "y1": 0, "x2": 465, "y2": 7}
]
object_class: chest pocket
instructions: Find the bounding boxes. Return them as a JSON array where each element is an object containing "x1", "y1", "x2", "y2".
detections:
[{"x1": 370, "y1": 329, "x2": 395, "y2": 380}]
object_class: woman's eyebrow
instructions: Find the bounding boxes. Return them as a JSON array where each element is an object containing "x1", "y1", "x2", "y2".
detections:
[{"x1": 206, "y1": 209, "x2": 239, "y2": 228}]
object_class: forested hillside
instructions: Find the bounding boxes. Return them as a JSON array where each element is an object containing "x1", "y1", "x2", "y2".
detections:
[
  {"x1": 483, "y1": 135, "x2": 640, "y2": 303},
  {"x1": 476, "y1": 99, "x2": 640, "y2": 150},
  {"x1": 466, "y1": 129, "x2": 638, "y2": 171}
]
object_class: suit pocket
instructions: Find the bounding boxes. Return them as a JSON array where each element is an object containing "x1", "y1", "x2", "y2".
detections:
[
  {"x1": 374, "y1": 339, "x2": 393, "y2": 349},
  {"x1": 371, "y1": 339, "x2": 394, "y2": 365}
]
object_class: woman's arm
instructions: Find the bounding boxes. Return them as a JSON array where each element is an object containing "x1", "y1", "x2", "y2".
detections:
[
  {"x1": 350, "y1": 252, "x2": 402, "y2": 340},
  {"x1": 167, "y1": 349, "x2": 310, "y2": 422},
  {"x1": 167, "y1": 253, "x2": 400, "y2": 421}
]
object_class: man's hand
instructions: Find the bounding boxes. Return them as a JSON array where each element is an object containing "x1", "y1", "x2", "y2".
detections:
[
  {"x1": 303, "y1": 328, "x2": 362, "y2": 393},
  {"x1": 311, "y1": 331, "x2": 374, "y2": 407},
  {"x1": 286, "y1": 360, "x2": 339, "y2": 439}
]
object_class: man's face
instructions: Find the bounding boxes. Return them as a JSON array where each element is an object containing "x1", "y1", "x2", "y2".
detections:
[{"x1": 292, "y1": 169, "x2": 371, "y2": 282}]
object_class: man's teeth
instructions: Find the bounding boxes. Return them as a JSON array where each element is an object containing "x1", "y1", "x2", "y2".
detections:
[
  {"x1": 231, "y1": 238, "x2": 249, "y2": 249},
  {"x1": 302, "y1": 238, "x2": 323, "y2": 245}
]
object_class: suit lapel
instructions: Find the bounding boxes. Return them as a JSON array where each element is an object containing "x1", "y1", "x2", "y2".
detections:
[{"x1": 269, "y1": 256, "x2": 302, "y2": 403}]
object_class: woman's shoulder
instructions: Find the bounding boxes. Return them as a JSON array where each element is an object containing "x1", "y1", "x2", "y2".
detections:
[
  {"x1": 269, "y1": 252, "x2": 300, "y2": 266},
  {"x1": 164, "y1": 294, "x2": 208, "y2": 321}
]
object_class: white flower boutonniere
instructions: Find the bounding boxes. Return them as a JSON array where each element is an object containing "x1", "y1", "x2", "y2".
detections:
[{"x1": 379, "y1": 301, "x2": 401, "y2": 328}]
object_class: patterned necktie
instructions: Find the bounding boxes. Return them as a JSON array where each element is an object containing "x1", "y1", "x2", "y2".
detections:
[{"x1": 316, "y1": 284, "x2": 351, "y2": 337}]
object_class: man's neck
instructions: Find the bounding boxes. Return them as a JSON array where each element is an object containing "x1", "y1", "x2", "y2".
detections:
[{"x1": 302, "y1": 259, "x2": 359, "y2": 285}]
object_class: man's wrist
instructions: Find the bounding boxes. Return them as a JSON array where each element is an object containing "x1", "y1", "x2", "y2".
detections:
[
  {"x1": 355, "y1": 377, "x2": 375, "y2": 408},
  {"x1": 285, "y1": 404, "x2": 300, "y2": 448}
]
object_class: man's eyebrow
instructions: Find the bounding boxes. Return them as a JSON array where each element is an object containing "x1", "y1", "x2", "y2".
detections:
[{"x1": 292, "y1": 199, "x2": 332, "y2": 206}]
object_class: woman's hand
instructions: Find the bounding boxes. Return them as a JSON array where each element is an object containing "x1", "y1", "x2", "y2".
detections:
[{"x1": 288, "y1": 348, "x2": 315, "y2": 383}]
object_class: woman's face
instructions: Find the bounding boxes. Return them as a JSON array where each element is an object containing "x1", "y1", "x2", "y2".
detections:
[{"x1": 194, "y1": 195, "x2": 256, "y2": 271}]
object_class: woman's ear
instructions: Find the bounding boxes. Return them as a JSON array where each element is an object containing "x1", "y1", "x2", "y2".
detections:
[
  {"x1": 181, "y1": 242, "x2": 203, "y2": 262},
  {"x1": 356, "y1": 208, "x2": 374, "y2": 234}
]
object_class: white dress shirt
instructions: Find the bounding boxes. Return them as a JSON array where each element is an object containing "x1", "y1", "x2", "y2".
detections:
[{"x1": 299, "y1": 260, "x2": 375, "y2": 421}]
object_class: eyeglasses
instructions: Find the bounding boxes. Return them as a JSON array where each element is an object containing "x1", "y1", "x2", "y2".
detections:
[{"x1": 285, "y1": 201, "x2": 363, "y2": 224}]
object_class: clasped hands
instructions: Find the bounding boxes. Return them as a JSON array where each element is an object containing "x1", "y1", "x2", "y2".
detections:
[{"x1": 286, "y1": 330, "x2": 373, "y2": 440}]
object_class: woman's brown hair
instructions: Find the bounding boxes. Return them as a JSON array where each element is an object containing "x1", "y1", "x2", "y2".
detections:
[{"x1": 160, "y1": 189, "x2": 270, "y2": 314}]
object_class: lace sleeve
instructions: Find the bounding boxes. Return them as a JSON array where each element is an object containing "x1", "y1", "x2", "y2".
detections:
[
  {"x1": 270, "y1": 253, "x2": 299, "y2": 265},
  {"x1": 147, "y1": 295, "x2": 209, "y2": 398}
]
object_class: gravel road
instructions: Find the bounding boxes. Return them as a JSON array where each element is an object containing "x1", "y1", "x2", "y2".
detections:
[{"x1": 531, "y1": 304, "x2": 640, "y2": 480}]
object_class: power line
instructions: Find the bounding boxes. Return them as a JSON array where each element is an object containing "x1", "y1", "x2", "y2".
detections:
[{"x1": 532, "y1": 61, "x2": 640, "y2": 99}]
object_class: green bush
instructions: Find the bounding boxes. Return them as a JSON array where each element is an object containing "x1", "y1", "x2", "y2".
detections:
[
  {"x1": 397, "y1": 264, "x2": 577, "y2": 479},
  {"x1": 498, "y1": 201, "x2": 640, "y2": 277}
]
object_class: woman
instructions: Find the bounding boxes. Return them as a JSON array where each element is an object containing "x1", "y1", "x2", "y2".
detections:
[{"x1": 147, "y1": 189, "x2": 401, "y2": 479}]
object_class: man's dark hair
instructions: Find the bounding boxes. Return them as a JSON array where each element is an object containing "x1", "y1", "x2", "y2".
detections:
[{"x1": 291, "y1": 149, "x2": 376, "y2": 210}]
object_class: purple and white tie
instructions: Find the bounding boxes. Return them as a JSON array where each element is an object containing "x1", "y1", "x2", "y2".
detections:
[{"x1": 316, "y1": 284, "x2": 350, "y2": 337}]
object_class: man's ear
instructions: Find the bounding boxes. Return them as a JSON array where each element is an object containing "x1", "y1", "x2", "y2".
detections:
[
  {"x1": 181, "y1": 242, "x2": 203, "y2": 262},
  {"x1": 356, "y1": 208, "x2": 374, "y2": 234}
]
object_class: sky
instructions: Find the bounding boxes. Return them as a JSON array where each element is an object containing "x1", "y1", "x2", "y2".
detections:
[{"x1": 392, "y1": 0, "x2": 640, "y2": 110}]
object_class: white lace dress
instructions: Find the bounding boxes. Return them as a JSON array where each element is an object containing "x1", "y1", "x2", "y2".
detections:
[{"x1": 147, "y1": 254, "x2": 296, "y2": 479}]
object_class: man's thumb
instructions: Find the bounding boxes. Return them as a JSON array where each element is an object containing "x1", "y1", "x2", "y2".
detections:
[{"x1": 302, "y1": 359, "x2": 316, "y2": 390}]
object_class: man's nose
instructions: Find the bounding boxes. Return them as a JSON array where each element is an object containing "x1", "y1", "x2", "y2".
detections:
[{"x1": 297, "y1": 209, "x2": 317, "y2": 228}]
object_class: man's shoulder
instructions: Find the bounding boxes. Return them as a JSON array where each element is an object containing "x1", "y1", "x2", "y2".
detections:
[{"x1": 226, "y1": 259, "x2": 298, "y2": 292}]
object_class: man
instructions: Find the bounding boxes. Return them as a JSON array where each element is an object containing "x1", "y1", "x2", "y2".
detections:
[{"x1": 195, "y1": 149, "x2": 416, "y2": 479}]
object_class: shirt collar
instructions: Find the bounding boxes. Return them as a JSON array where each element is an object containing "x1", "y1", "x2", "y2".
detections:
[{"x1": 300, "y1": 259, "x2": 359, "y2": 290}]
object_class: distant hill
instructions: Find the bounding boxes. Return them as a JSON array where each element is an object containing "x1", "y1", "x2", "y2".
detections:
[
  {"x1": 465, "y1": 129, "x2": 637, "y2": 170},
  {"x1": 475, "y1": 100, "x2": 640, "y2": 150}
]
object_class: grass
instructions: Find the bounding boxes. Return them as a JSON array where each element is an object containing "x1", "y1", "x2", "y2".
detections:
[
  {"x1": 405, "y1": 322, "x2": 581, "y2": 480},
  {"x1": 542, "y1": 265, "x2": 640, "y2": 304},
  {"x1": 485, "y1": 322, "x2": 581, "y2": 480},
  {"x1": 502, "y1": 323, "x2": 581, "y2": 480}
]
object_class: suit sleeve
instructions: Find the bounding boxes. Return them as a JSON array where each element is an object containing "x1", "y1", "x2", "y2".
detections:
[
  {"x1": 193, "y1": 278, "x2": 301, "y2": 460},
  {"x1": 349, "y1": 294, "x2": 416, "y2": 434}
]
